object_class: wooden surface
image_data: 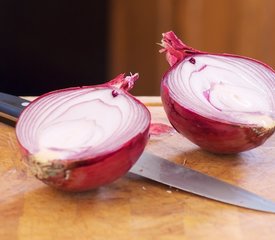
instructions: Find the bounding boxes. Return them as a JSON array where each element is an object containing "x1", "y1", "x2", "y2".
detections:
[
  {"x1": 1, "y1": 97, "x2": 275, "y2": 240},
  {"x1": 109, "y1": 0, "x2": 275, "y2": 96}
]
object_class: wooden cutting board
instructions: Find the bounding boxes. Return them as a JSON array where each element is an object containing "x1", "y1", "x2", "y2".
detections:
[{"x1": 1, "y1": 96, "x2": 275, "y2": 240}]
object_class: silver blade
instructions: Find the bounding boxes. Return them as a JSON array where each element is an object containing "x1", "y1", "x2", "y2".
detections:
[{"x1": 130, "y1": 152, "x2": 275, "y2": 213}]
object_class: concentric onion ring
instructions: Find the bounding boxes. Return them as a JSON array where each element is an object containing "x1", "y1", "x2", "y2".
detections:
[
  {"x1": 166, "y1": 55, "x2": 274, "y2": 128},
  {"x1": 16, "y1": 73, "x2": 151, "y2": 191},
  {"x1": 160, "y1": 31, "x2": 275, "y2": 154}
]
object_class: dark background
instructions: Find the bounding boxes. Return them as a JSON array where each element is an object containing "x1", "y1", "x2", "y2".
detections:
[{"x1": 0, "y1": 1, "x2": 109, "y2": 95}]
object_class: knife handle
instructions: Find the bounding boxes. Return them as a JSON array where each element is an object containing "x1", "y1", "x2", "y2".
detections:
[{"x1": 0, "y1": 92, "x2": 30, "y2": 118}]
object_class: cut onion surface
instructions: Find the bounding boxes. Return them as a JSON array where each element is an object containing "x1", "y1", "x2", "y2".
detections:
[
  {"x1": 160, "y1": 31, "x2": 275, "y2": 154},
  {"x1": 16, "y1": 73, "x2": 151, "y2": 191}
]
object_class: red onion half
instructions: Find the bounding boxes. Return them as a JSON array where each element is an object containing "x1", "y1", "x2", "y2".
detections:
[
  {"x1": 16, "y1": 73, "x2": 151, "y2": 191},
  {"x1": 160, "y1": 31, "x2": 275, "y2": 154}
]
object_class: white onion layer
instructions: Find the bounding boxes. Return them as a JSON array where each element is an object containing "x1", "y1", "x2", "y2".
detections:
[
  {"x1": 166, "y1": 55, "x2": 275, "y2": 127},
  {"x1": 16, "y1": 87, "x2": 150, "y2": 161}
]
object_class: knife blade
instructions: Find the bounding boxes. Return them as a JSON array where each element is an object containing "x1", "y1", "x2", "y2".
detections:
[
  {"x1": 1, "y1": 92, "x2": 275, "y2": 213},
  {"x1": 130, "y1": 152, "x2": 275, "y2": 213}
]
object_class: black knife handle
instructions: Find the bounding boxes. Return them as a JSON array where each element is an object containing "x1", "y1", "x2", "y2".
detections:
[{"x1": 0, "y1": 92, "x2": 30, "y2": 118}]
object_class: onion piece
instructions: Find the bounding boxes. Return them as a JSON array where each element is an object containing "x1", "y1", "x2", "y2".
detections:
[
  {"x1": 159, "y1": 31, "x2": 275, "y2": 154},
  {"x1": 16, "y1": 73, "x2": 151, "y2": 191}
]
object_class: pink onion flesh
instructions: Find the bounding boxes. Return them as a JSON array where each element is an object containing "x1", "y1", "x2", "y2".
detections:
[
  {"x1": 16, "y1": 73, "x2": 151, "y2": 191},
  {"x1": 160, "y1": 31, "x2": 275, "y2": 154}
]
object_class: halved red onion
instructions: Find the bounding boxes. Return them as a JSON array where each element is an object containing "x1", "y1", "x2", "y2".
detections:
[
  {"x1": 160, "y1": 31, "x2": 275, "y2": 154},
  {"x1": 16, "y1": 73, "x2": 151, "y2": 191}
]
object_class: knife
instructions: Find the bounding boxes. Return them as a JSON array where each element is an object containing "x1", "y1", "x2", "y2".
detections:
[{"x1": 1, "y1": 92, "x2": 275, "y2": 213}]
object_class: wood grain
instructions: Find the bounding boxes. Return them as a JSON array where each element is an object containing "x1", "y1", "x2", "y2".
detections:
[
  {"x1": 108, "y1": 0, "x2": 275, "y2": 96},
  {"x1": 1, "y1": 97, "x2": 275, "y2": 240}
]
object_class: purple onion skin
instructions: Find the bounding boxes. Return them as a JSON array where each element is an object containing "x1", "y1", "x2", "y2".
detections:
[
  {"x1": 161, "y1": 82, "x2": 274, "y2": 154},
  {"x1": 20, "y1": 115, "x2": 149, "y2": 192},
  {"x1": 160, "y1": 31, "x2": 275, "y2": 154},
  {"x1": 42, "y1": 129, "x2": 149, "y2": 192},
  {"x1": 16, "y1": 73, "x2": 151, "y2": 191}
]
